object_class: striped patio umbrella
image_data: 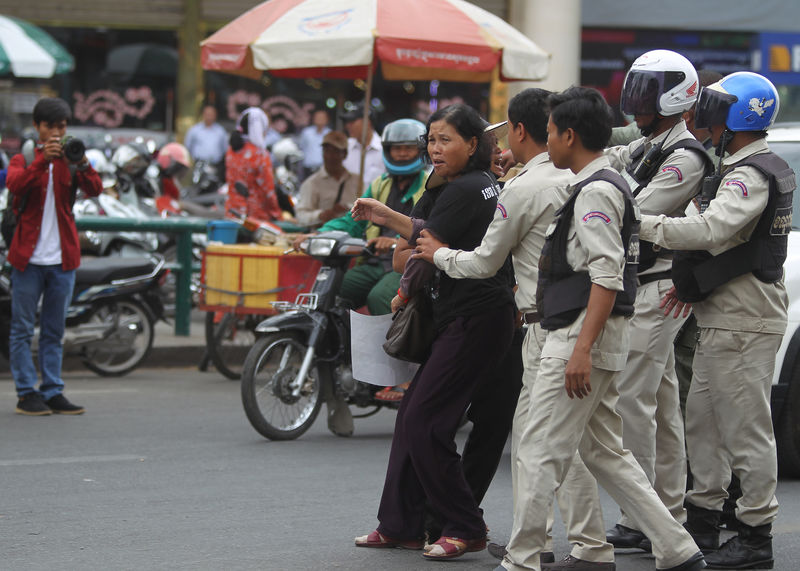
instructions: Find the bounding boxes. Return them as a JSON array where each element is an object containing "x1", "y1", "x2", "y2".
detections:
[
  {"x1": 0, "y1": 15, "x2": 75, "y2": 78},
  {"x1": 201, "y1": 0, "x2": 550, "y2": 82}
]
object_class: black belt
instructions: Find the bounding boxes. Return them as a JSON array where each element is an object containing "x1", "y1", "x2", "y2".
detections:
[
  {"x1": 523, "y1": 311, "x2": 541, "y2": 324},
  {"x1": 638, "y1": 270, "x2": 672, "y2": 286}
]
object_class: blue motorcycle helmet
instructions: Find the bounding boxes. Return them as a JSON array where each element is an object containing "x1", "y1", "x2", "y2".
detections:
[
  {"x1": 381, "y1": 119, "x2": 426, "y2": 176},
  {"x1": 695, "y1": 71, "x2": 780, "y2": 132}
]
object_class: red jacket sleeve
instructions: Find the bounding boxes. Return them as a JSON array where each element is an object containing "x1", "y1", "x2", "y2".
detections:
[
  {"x1": 75, "y1": 164, "x2": 103, "y2": 197},
  {"x1": 6, "y1": 152, "x2": 49, "y2": 198}
]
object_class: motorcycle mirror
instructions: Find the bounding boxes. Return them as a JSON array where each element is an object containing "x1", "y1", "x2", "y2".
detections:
[{"x1": 234, "y1": 181, "x2": 249, "y2": 198}]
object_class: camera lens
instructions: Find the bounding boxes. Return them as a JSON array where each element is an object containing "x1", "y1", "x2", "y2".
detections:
[{"x1": 62, "y1": 136, "x2": 86, "y2": 163}]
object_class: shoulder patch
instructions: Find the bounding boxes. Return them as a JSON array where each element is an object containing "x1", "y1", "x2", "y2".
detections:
[
  {"x1": 660, "y1": 165, "x2": 683, "y2": 181},
  {"x1": 582, "y1": 211, "x2": 611, "y2": 224},
  {"x1": 496, "y1": 203, "x2": 509, "y2": 220},
  {"x1": 725, "y1": 180, "x2": 749, "y2": 197}
]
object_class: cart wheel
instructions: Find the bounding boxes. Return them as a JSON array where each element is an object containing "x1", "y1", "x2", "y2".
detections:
[{"x1": 205, "y1": 311, "x2": 257, "y2": 380}]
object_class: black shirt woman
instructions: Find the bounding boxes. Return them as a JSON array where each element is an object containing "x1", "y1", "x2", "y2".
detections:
[{"x1": 352, "y1": 104, "x2": 515, "y2": 560}]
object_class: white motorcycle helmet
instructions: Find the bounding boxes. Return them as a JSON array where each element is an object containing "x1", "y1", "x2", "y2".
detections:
[
  {"x1": 271, "y1": 137, "x2": 304, "y2": 169},
  {"x1": 111, "y1": 143, "x2": 151, "y2": 178},
  {"x1": 621, "y1": 49, "x2": 699, "y2": 117},
  {"x1": 85, "y1": 148, "x2": 116, "y2": 190}
]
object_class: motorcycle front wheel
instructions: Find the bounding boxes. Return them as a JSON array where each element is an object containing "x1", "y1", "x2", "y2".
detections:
[
  {"x1": 205, "y1": 311, "x2": 257, "y2": 380},
  {"x1": 241, "y1": 332, "x2": 323, "y2": 441},
  {"x1": 81, "y1": 299, "x2": 154, "y2": 377}
]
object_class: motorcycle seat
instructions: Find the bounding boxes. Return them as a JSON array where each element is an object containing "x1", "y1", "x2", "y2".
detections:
[{"x1": 75, "y1": 257, "x2": 156, "y2": 287}]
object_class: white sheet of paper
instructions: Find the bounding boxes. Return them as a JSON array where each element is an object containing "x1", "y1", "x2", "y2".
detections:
[{"x1": 349, "y1": 311, "x2": 419, "y2": 386}]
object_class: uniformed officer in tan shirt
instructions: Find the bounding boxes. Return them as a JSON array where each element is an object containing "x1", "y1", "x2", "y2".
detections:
[
  {"x1": 586, "y1": 50, "x2": 709, "y2": 550},
  {"x1": 494, "y1": 87, "x2": 704, "y2": 571},
  {"x1": 639, "y1": 72, "x2": 792, "y2": 570}
]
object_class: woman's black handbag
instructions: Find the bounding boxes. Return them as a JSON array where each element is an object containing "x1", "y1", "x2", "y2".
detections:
[{"x1": 383, "y1": 294, "x2": 435, "y2": 364}]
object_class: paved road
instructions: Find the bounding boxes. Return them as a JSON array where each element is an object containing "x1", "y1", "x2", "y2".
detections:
[{"x1": 1, "y1": 367, "x2": 798, "y2": 570}]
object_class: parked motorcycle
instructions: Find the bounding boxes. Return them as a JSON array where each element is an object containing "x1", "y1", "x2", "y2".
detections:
[
  {"x1": 240, "y1": 231, "x2": 397, "y2": 440},
  {"x1": 0, "y1": 253, "x2": 168, "y2": 376}
]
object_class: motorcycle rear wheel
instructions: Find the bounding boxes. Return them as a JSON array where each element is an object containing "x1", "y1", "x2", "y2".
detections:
[
  {"x1": 241, "y1": 332, "x2": 323, "y2": 441},
  {"x1": 205, "y1": 311, "x2": 257, "y2": 380},
  {"x1": 81, "y1": 299, "x2": 154, "y2": 377}
]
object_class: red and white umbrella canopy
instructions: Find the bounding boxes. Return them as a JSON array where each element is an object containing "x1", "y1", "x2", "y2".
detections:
[{"x1": 201, "y1": 0, "x2": 550, "y2": 82}]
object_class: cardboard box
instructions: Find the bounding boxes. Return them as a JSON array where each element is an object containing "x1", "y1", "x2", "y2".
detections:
[{"x1": 202, "y1": 244, "x2": 320, "y2": 310}]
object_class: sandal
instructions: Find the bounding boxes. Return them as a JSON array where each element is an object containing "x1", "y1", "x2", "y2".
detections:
[
  {"x1": 355, "y1": 530, "x2": 424, "y2": 550},
  {"x1": 375, "y1": 381, "x2": 411, "y2": 403},
  {"x1": 422, "y1": 536, "x2": 487, "y2": 560},
  {"x1": 375, "y1": 386, "x2": 406, "y2": 402}
]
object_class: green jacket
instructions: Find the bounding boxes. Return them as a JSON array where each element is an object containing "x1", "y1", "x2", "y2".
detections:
[{"x1": 318, "y1": 169, "x2": 428, "y2": 239}]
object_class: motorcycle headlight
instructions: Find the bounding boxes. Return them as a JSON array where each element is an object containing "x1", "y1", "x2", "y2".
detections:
[{"x1": 306, "y1": 237, "x2": 336, "y2": 257}]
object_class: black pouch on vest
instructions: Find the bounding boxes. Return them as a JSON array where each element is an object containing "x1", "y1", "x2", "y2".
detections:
[
  {"x1": 671, "y1": 250, "x2": 713, "y2": 302},
  {"x1": 540, "y1": 272, "x2": 592, "y2": 330}
]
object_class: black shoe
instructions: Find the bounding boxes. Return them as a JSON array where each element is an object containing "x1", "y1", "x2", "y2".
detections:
[
  {"x1": 487, "y1": 543, "x2": 554, "y2": 564},
  {"x1": 685, "y1": 503, "x2": 721, "y2": 553},
  {"x1": 639, "y1": 537, "x2": 653, "y2": 553},
  {"x1": 606, "y1": 524, "x2": 645, "y2": 549},
  {"x1": 15, "y1": 394, "x2": 52, "y2": 416},
  {"x1": 45, "y1": 394, "x2": 85, "y2": 415},
  {"x1": 704, "y1": 528, "x2": 773, "y2": 569},
  {"x1": 488, "y1": 542, "x2": 507, "y2": 560},
  {"x1": 657, "y1": 551, "x2": 706, "y2": 571}
]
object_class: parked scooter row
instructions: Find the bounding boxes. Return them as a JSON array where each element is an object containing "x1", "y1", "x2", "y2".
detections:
[{"x1": 0, "y1": 251, "x2": 168, "y2": 376}]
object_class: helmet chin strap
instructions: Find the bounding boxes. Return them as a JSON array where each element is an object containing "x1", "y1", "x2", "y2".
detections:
[{"x1": 715, "y1": 128, "x2": 734, "y2": 158}]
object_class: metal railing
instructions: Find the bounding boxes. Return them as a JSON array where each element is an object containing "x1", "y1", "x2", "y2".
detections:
[{"x1": 75, "y1": 216, "x2": 209, "y2": 336}]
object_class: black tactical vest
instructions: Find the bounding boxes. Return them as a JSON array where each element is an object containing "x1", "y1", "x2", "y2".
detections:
[
  {"x1": 672, "y1": 151, "x2": 796, "y2": 302},
  {"x1": 625, "y1": 138, "x2": 714, "y2": 272},
  {"x1": 536, "y1": 169, "x2": 640, "y2": 331}
]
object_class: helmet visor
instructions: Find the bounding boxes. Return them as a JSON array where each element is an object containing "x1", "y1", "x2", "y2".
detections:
[
  {"x1": 382, "y1": 121, "x2": 426, "y2": 147},
  {"x1": 694, "y1": 87, "x2": 738, "y2": 129},
  {"x1": 621, "y1": 70, "x2": 686, "y2": 115}
]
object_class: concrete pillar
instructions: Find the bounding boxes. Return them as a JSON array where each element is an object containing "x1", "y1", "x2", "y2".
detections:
[
  {"x1": 176, "y1": 0, "x2": 204, "y2": 140},
  {"x1": 508, "y1": 0, "x2": 581, "y2": 96}
]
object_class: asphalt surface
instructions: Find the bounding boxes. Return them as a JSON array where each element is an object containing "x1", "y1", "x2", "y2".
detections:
[{"x1": 1, "y1": 366, "x2": 800, "y2": 570}]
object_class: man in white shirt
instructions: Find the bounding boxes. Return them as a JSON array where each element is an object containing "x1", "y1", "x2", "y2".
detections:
[
  {"x1": 294, "y1": 131, "x2": 359, "y2": 228},
  {"x1": 298, "y1": 109, "x2": 331, "y2": 177},
  {"x1": 341, "y1": 102, "x2": 384, "y2": 190}
]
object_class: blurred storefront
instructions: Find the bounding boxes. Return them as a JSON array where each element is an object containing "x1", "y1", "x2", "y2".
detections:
[
  {"x1": 0, "y1": 0, "x2": 507, "y2": 154},
  {"x1": 2, "y1": 0, "x2": 799, "y2": 156}
]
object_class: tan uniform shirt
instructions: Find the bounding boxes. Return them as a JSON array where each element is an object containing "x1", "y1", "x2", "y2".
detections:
[
  {"x1": 431, "y1": 153, "x2": 573, "y2": 313},
  {"x1": 640, "y1": 138, "x2": 788, "y2": 334},
  {"x1": 294, "y1": 167, "x2": 360, "y2": 227},
  {"x1": 605, "y1": 120, "x2": 707, "y2": 277},
  {"x1": 540, "y1": 155, "x2": 634, "y2": 371}
]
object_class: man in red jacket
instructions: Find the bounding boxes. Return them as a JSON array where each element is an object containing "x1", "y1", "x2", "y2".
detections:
[{"x1": 6, "y1": 97, "x2": 103, "y2": 415}]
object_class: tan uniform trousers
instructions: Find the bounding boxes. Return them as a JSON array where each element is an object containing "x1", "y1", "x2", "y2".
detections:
[
  {"x1": 503, "y1": 354, "x2": 699, "y2": 571},
  {"x1": 685, "y1": 327, "x2": 780, "y2": 526},
  {"x1": 510, "y1": 324, "x2": 612, "y2": 563},
  {"x1": 617, "y1": 278, "x2": 688, "y2": 528}
]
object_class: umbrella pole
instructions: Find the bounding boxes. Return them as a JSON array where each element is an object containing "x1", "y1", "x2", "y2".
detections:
[{"x1": 357, "y1": 63, "x2": 374, "y2": 195}]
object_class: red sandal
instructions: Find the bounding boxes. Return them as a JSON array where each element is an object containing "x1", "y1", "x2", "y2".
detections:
[
  {"x1": 422, "y1": 536, "x2": 487, "y2": 559},
  {"x1": 375, "y1": 386, "x2": 406, "y2": 402},
  {"x1": 354, "y1": 530, "x2": 424, "y2": 550}
]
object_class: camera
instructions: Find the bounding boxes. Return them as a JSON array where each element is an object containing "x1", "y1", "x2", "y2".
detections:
[{"x1": 61, "y1": 136, "x2": 86, "y2": 163}]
